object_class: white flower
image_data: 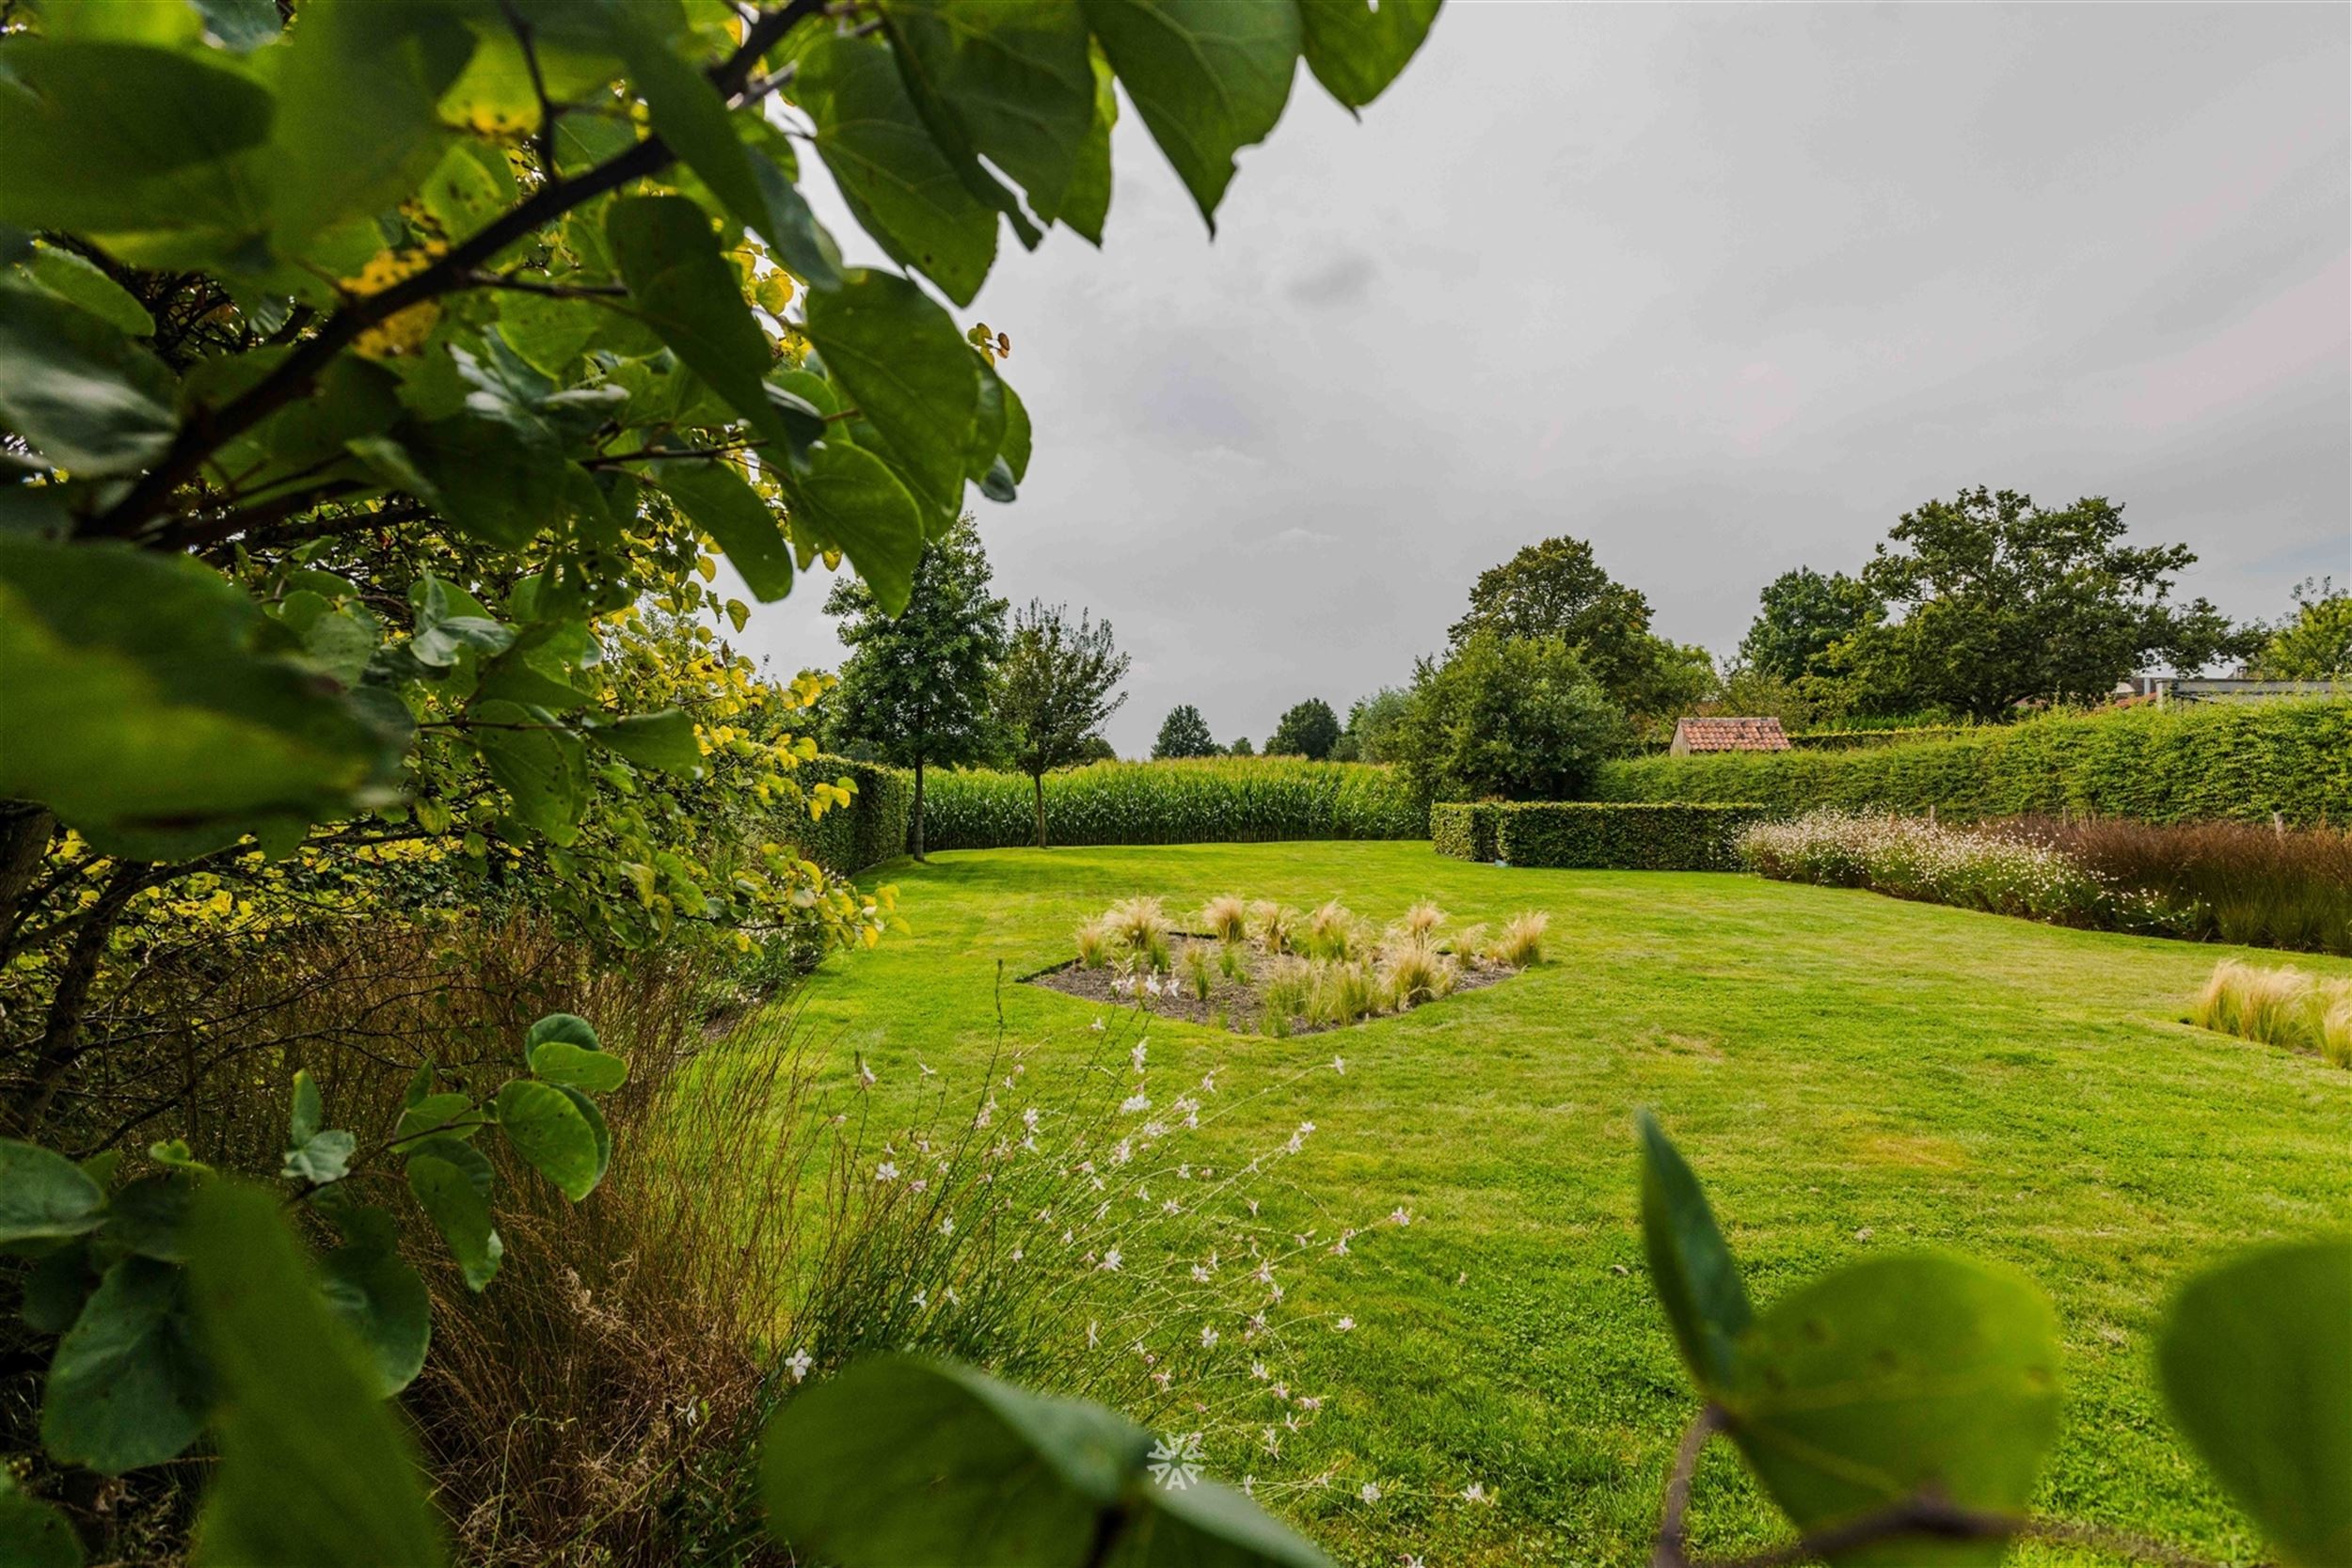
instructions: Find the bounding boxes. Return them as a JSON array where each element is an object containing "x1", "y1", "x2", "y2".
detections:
[
  {"x1": 918, "y1": 1060, "x2": 937, "y2": 1077},
  {"x1": 1121, "y1": 1092, "x2": 1152, "y2": 1114},
  {"x1": 1191, "y1": 1263, "x2": 1212, "y2": 1283},
  {"x1": 1087, "y1": 1319, "x2": 1100, "y2": 1348},
  {"x1": 1162, "y1": 1197, "x2": 1182, "y2": 1215},
  {"x1": 874, "y1": 1161, "x2": 899, "y2": 1182},
  {"x1": 1101, "y1": 1248, "x2": 1123, "y2": 1272},
  {"x1": 940, "y1": 1215, "x2": 955, "y2": 1236},
  {"x1": 1359, "y1": 1482, "x2": 1381, "y2": 1503},
  {"x1": 1010, "y1": 1246, "x2": 1024, "y2": 1262},
  {"x1": 1334, "y1": 1316, "x2": 1355, "y2": 1332},
  {"x1": 1200, "y1": 1325, "x2": 1219, "y2": 1348},
  {"x1": 1132, "y1": 1041, "x2": 1149, "y2": 1071},
  {"x1": 909, "y1": 1178, "x2": 928, "y2": 1193},
  {"x1": 1331, "y1": 1055, "x2": 1346, "y2": 1074},
  {"x1": 786, "y1": 1347, "x2": 813, "y2": 1383},
  {"x1": 1090, "y1": 1016, "x2": 1106, "y2": 1032},
  {"x1": 1250, "y1": 1360, "x2": 1269, "y2": 1380},
  {"x1": 913, "y1": 1288, "x2": 928, "y2": 1308},
  {"x1": 1297, "y1": 1394, "x2": 1323, "y2": 1411},
  {"x1": 1391, "y1": 1207, "x2": 1412, "y2": 1227},
  {"x1": 1462, "y1": 1481, "x2": 1489, "y2": 1503},
  {"x1": 1023, "y1": 1106, "x2": 1040, "y2": 1130},
  {"x1": 856, "y1": 1057, "x2": 877, "y2": 1088}
]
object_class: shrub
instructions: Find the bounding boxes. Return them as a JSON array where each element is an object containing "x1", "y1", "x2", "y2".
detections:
[
  {"x1": 1595, "y1": 699, "x2": 2352, "y2": 827},
  {"x1": 920, "y1": 758, "x2": 1427, "y2": 848},
  {"x1": 2188, "y1": 960, "x2": 2352, "y2": 1069},
  {"x1": 1200, "y1": 895, "x2": 1249, "y2": 943},
  {"x1": 1073, "y1": 919, "x2": 1109, "y2": 969},
  {"x1": 1392, "y1": 631, "x2": 1629, "y2": 804},
  {"x1": 789, "y1": 754, "x2": 914, "y2": 875},
  {"x1": 1103, "y1": 895, "x2": 1169, "y2": 956},
  {"x1": 1430, "y1": 800, "x2": 1497, "y2": 861},
  {"x1": 1461, "y1": 802, "x2": 1768, "y2": 870},
  {"x1": 1490, "y1": 911, "x2": 1550, "y2": 967},
  {"x1": 1307, "y1": 958, "x2": 1382, "y2": 1027}
]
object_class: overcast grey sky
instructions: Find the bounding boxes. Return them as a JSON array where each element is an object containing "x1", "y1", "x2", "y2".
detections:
[{"x1": 741, "y1": 2, "x2": 2352, "y2": 757}]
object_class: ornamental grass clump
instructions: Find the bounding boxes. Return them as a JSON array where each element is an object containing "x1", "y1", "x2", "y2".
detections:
[
  {"x1": 2189, "y1": 959, "x2": 2352, "y2": 1068},
  {"x1": 1259, "y1": 957, "x2": 1311, "y2": 1036},
  {"x1": 1104, "y1": 895, "x2": 1170, "y2": 956},
  {"x1": 1400, "y1": 901, "x2": 1446, "y2": 941},
  {"x1": 1302, "y1": 899, "x2": 1366, "y2": 961},
  {"x1": 1073, "y1": 918, "x2": 1109, "y2": 969},
  {"x1": 1200, "y1": 894, "x2": 1249, "y2": 944},
  {"x1": 1307, "y1": 958, "x2": 1382, "y2": 1027},
  {"x1": 1739, "y1": 811, "x2": 2165, "y2": 934},
  {"x1": 1378, "y1": 935, "x2": 1457, "y2": 1007},
  {"x1": 1251, "y1": 900, "x2": 1300, "y2": 955},
  {"x1": 1180, "y1": 942, "x2": 1215, "y2": 1002},
  {"x1": 1489, "y1": 911, "x2": 1550, "y2": 968}
]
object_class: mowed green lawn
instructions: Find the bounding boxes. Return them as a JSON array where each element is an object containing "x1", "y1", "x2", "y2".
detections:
[{"x1": 783, "y1": 842, "x2": 2348, "y2": 1568}]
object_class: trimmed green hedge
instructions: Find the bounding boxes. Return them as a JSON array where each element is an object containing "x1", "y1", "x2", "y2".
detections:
[
  {"x1": 1436, "y1": 802, "x2": 1765, "y2": 870},
  {"x1": 1430, "y1": 801, "x2": 1496, "y2": 862},
  {"x1": 792, "y1": 755, "x2": 913, "y2": 875},
  {"x1": 921, "y1": 759, "x2": 1426, "y2": 849},
  {"x1": 1593, "y1": 701, "x2": 2352, "y2": 827}
]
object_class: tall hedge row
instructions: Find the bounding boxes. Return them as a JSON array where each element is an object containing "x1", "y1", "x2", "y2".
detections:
[
  {"x1": 1435, "y1": 802, "x2": 1765, "y2": 870},
  {"x1": 920, "y1": 759, "x2": 1427, "y2": 849},
  {"x1": 791, "y1": 755, "x2": 914, "y2": 875},
  {"x1": 1592, "y1": 701, "x2": 2352, "y2": 827}
]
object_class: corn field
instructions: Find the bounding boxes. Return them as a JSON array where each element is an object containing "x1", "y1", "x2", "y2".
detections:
[{"x1": 920, "y1": 759, "x2": 1428, "y2": 849}]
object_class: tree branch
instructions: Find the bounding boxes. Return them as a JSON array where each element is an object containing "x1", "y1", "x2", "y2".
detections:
[{"x1": 81, "y1": 0, "x2": 826, "y2": 544}]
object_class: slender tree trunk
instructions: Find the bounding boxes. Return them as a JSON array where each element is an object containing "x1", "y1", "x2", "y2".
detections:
[
  {"x1": 1032, "y1": 771, "x2": 1047, "y2": 849},
  {"x1": 0, "y1": 803, "x2": 56, "y2": 957},
  {"x1": 912, "y1": 757, "x2": 927, "y2": 862},
  {"x1": 8, "y1": 860, "x2": 145, "y2": 1139}
]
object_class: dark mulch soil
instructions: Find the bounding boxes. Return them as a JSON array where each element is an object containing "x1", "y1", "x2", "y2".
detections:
[{"x1": 1022, "y1": 932, "x2": 1518, "y2": 1037}]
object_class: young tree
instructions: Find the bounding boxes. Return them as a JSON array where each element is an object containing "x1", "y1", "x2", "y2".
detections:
[
  {"x1": 993, "y1": 602, "x2": 1130, "y2": 847},
  {"x1": 1229, "y1": 736, "x2": 1256, "y2": 756},
  {"x1": 1265, "y1": 698, "x2": 1343, "y2": 759},
  {"x1": 1739, "y1": 567, "x2": 1884, "y2": 683},
  {"x1": 1152, "y1": 705, "x2": 1220, "y2": 759},
  {"x1": 1394, "y1": 633, "x2": 1627, "y2": 803},
  {"x1": 824, "y1": 517, "x2": 1008, "y2": 860},
  {"x1": 1844, "y1": 488, "x2": 2255, "y2": 719},
  {"x1": 2246, "y1": 578, "x2": 2352, "y2": 679}
]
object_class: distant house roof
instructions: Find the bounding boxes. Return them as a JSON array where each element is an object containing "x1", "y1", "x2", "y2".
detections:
[{"x1": 1671, "y1": 717, "x2": 1791, "y2": 754}]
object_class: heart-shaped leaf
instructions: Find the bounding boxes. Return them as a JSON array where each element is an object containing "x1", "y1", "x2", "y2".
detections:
[
  {"x1": 1719, "y1": 1253, "x2": 2060, "y2": 1566},
  {"x1": 40, "y1": 1257, "x2": 210, "y2": 1475},
  {"x1": 2156, "y1": 1238, "x2": 2352, "y2": 1568}
]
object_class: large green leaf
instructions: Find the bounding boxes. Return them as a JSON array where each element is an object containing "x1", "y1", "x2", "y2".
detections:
[
  {"x1": 584, "y1": 708, "x2": 706, "y2": 777},
  {"x1": 17, "y1": 242, "x2": 155, "y2": 336},
  {"x1": 468, "y1": 697, "x2": 590, "y2": 843},
  {"x1": 185, "y1": 1183, "x2": 446, "y2": 1567},
  {"x1": 1078, "y1": 0, "x2": 1301, "y2": 230},
  {"x1": 317, "y1": 1243, "x2": 433, "y2": 1398},
  {"x1": 606, "y1": 195, "x2": 803, "y2": 457},
  {"x1": 878, "y1": 0, "x2": 1097, "y2": 227},
  {"x1": 1719, "y1": 1253, "x2": 2061, "y2": 1566},
  {"x1": 528, "y1": 1040, "x2": 629, "y2": 1094},
  {"x1": 40, "y1": 1258, "x2": 210, "y2": 1475},
  {"x1": 266, "y1": 0, "x2": 474, "y2": 258},
  {"x1": 762, "y1": 1354, "x2": 1329, "y2": 1567},
  {"x1": 802, "y1": 269, "x2": 979, "y2": 518},
  {"x1": 406, "y1": 1143, "x2": 501, "y2": 1291},
  {"x1": 0, "y1": 539, "x2": 408, "y2": 853},
  {"x1": 0, "y1": 1473, "x2": 83, "y2": 1568},
  {"x1": 0, "y1": 39, "x2": 274, "y2": 261},
  {"x1": 494, "y1": 1079, "x2": 607, "y2": 1201},
  {"x1": 0, "y1": 277, "x2": 178, "y2": 475},
  {"x1": 1296, "y1": 0, "x2": 1440, "y2": 109},
  {"x1": 2156, "y1": 1239, "x2": 2352, "y2": 1568},
  {"x1": 790, "y1": 29, "x2": 999, "y2": 306},
  {"x1": 657, "y1": 460, "x2": 795, "y2": 601},
  {"x1": 0, "y1": 1139, "x2": 105, "y2": 1246},
  {"x1": 1058, "y1": 44, "x2": 1118, "y2": 245},
  {"x1": 785, "y1": 438, "x2": 925, "y2": 616},
  {"x1": 1636, "y1": 1112, "x2": 1750, "y2": 1390}
]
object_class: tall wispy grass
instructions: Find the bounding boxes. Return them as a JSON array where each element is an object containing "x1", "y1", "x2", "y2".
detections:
[
  {"x1": 2189, "y1": 959, "x2": 2352, "y2": 1069},
  {"x1": 1200, "y1": 894, "x2": 1250, "y2": 944},
  {"x1": 1993, "y1": 816, "x2": 2352, "y2": 956}
]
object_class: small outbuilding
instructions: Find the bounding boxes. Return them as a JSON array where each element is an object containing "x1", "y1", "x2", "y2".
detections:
[{"x1": 1669, "y1": 716, "x2": 1791, "y2": 755}]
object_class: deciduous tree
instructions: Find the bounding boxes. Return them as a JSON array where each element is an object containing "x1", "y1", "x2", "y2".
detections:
[
  {"x1": 993, "y1": 603, "x2": 1130, "y2": 847},
  {"x1": 1266, "y1": 698, "x2": 1343, "y2": 760},
  {"x1": 1152, "y1": 704, "x2": 1220, "y2": 759},
  {"x1": 2246, "y1": 578, "x2": 2352, "y2": 680},
  {"x1": 1739, "y1": 567, "x2": 1883, "y2": 683},
  {"x1": 1395, "y1": 633, "x2": 1627, "y2": 803},
  {"x1": 825, "y1": 517, "x2": 1008, "y2": 859}
]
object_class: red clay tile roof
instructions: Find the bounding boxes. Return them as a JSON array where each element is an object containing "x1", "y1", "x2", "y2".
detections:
[{"x1": 1674, "y1": 717, "x2": 1791, "y2": 752}]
